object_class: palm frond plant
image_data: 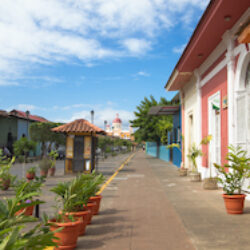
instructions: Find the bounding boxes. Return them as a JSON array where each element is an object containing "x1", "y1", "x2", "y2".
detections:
[
  {"x1": 26, "y1": 166, "x2": 37, "y2": 180},
  {"x1": 13, "y1": 180, "x2": 44, "y2": 216},
  {"x1": 187, "y1": 135, "x2": 212, "y2": 182},
  {"x1": 0, "y1": 151, "x2": 16, "y2": 190},
  {"x1": 48, "y1": 150, "x2": 58, "y2": 176},
  {"x1": 187, "y1": 143, "x2": 203, "y2": 173},
  {"x1": 0, "y1": 210, "x2": 58, "y2": 250},
  {"x1": 214, "y1": 145, "x2": 250, "y2": 214}
]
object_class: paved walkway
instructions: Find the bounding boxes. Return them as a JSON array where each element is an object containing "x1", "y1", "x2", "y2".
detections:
[
  {"x1": 78, "y1": 151, "x2": 250, "y2": 250},
  {"x1": 3, "y1": 151, "x2": 250, "y2": 249}
]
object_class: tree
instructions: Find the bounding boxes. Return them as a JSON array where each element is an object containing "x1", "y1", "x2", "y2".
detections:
[
  {"x1": 29, "y1": 122, "x2": 65, "y2": 156},
  {"x1": 13, "y1": 137, "x2": 36, "y2": 159},
  {"x1": 130, "y1": 95, "x2": 173, "y2": 156}
]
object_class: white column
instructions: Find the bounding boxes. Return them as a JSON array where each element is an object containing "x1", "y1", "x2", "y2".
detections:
[
  {"x1": 194, "y1": 69, "x2": 203, "y2": 176},
  {"x1": 223, "y1": 31, "x2": 235, "y2": 146}
]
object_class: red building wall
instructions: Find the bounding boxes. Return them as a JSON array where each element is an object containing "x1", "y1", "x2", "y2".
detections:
[{"x1": 201, "y1": 67, "x2": 228, "y2": 167}]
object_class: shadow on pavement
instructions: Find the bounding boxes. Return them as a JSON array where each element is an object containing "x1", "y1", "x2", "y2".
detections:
[
  {"x1": 77, "y1": 239, "x2": 104, "y2": 249},
  {"x1": 99, "y1": 208, "x2": 128, "y2": 215}
]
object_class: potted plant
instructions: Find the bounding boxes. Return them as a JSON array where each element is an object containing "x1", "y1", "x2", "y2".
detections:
[
  {"x1": 14, "y1": 179, "x2": 43, "y2": 216},
  {"x1": 50, "y1": 175, "x2": 92, "y2": 236},
  {"x1": 26, "y1": 166, "x2": 37, "y2": 180},
  {"x1": 39, "y1": 157, "x2": 51, "y2": 177},
  {"x1": 49, "y1": 213, "x2": 81, "y2": 250},
  {"x1": 0, "y1": 195, "x2": 57, "y2": 249},
  {"x1": 49, "y1": 150, "x2": 58, "y2": 176},
  {"x1": 187, "y1": 135, "x2": 212, "y2": 182},
  {"x1": 86, "y1": 172, "x2": 105, "y2": 215},
  {"x1": 0, "y1": 151, "x2": 15, "y2": 190},
  {"x1": 214, "y1": 145, "x2": 250, "y2": 214}
]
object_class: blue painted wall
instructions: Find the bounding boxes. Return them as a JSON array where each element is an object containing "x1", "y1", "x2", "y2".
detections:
[
  {"x1": 159, "y1": 145, "x2": 170, "y2": 162},
  {"x1": 146, "y1": 142, "x2": 157, "y2": 157},
  {"x1": 145, "y1": 105, "x2": 182, "y2": 168}
]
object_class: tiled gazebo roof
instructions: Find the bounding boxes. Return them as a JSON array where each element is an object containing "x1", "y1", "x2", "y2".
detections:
[{"x1": 52, "y1": 119, "x2": 106, "y2": 134}]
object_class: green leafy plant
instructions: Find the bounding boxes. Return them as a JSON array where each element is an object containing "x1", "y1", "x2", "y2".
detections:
[
  {"x1": 0, "y1": 151, "x2": 16, "y2": 189},
  {"x1": 26, "y1": 166, "x2": 37, "y2": 174},
  {"x1": 14, "y1": 179, "x2": 43, "y2": 201},
  {"x1": 214, "y1": 145, "x2": 250, "y2": 195},
  {"x1": 39, "y1": 157, "x2": 51, "y2": 172},
  {"x1": 13, "y1": 137, "x2": 36, "y2": 162},
  {"x1": 187, "y1": 135, "x2": 212, "y2": 172},
  {"x1": 49, "y1": 150, "x2": 58, "y2": 169},
  {"x1": 51, "y1": 172, "x2": 105, "y2": 213},
  {"x1": 0, "y1": 208, "x2": 58, "y2": 250}
]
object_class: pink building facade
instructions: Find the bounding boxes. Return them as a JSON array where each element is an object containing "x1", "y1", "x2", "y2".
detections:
[{"x1": 165, "y1": 0, "x2": 250, "y2": 192}]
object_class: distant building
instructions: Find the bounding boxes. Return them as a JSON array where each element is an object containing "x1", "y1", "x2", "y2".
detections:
[
  {"x1": 105, "y1": 113, "x2": 134, "y2": 140},
  {"x1": 0, "y1": 109, "x2": 48, "y2": 154}
]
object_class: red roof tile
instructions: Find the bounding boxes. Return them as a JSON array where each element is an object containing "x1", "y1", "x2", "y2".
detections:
[
  {"x1": 9, "y1": 110, "x2": 49, "y2": 123},
  {"x1": 0, "y1": 110, "x2": 8, "y2": 117},
  {"x1": 52, "y1": 119, "x2": 106, "y2": 134}
]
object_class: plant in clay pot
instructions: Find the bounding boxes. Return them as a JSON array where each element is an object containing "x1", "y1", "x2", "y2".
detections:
[
  {"x1": 39, "y1": 157, "x2": 51, "y2": 178},
  {"x1": 26, "y1": 166, "x2": 37, "y2": 180},
  {"x1": 0, "y1": 151, "x2": 16, "y2": 190},
  {"x1": 187, "y1": 135, "x2": 212, "y2": 182},
  {"x1": 14, "y1": 178, "x2": 43, "y2": 216},
  {"x1": 0, "y1": 195, "x2": 57, "y2": 250},
  {"x1": 214, "y1": 145, "x2": 250, "y2": 214},
  {"x1": 48, "y1": 212, "x2": 81, "y2": 250},
  {"x1": 50, "y1": 175, "x2": 92, "y2": 237},
  {"x1": 84, "y1": 172, "x2": 105, "y2": 216},
  {"x1": 49, "y1": 150, "x2": 58, "y2": 176}
]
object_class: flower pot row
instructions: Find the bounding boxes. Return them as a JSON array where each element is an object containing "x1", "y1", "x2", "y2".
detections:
[{"x1": 50, "y1": 195, "x2": 102, "y2": 250}]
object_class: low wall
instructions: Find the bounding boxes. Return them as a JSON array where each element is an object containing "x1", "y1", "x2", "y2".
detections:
[
  {"x1": 146, "y1": 142, "x2": 181, "y2": 167},
  {"x1": 146, "y1": 142, "x2": 157, "y2": 157}
]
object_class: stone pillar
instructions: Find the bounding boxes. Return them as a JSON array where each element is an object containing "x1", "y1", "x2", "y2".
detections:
[{"x1": 223, "y1": 31, "x2": 235, "y2": 146}]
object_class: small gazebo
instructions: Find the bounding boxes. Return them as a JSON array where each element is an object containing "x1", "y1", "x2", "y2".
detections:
[{"x1": 52, "y1": 119, "x2": 106, "y2": 174}]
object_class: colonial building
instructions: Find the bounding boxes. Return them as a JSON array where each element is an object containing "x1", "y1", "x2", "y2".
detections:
[
  {"x1": 105, "y1": 114, "x2": 133, "y2": 140},
  {"x1": 0, "y1": 109, "x2": 48, "y2": 153},
  {"x1": 165, "y1": 0, "x2": 249, "y2": 191}
]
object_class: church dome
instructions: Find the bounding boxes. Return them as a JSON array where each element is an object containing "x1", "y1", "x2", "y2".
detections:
[{"x1": 113, "y1": 113, "x2": 122, "y2": 123}]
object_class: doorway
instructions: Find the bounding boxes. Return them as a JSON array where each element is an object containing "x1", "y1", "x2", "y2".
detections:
[{"x1": 73, "y1": 136, "x2": 84, "y2": 172}]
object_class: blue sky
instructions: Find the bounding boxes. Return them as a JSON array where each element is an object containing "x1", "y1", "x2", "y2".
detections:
[{"x1": 0, "y1": 0, "x2": 209, "y2": 129}]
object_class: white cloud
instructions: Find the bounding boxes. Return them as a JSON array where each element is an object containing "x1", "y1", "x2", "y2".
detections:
[
  {"x1": 122, "y1": 39, "x2": 151, "y2": 55},
  {"x1": 173, "y1": 44, "x2": 187, "y2": 54},
  {"x1": 7, "y1": 104, "x2": 44, "y2": 112},
  {"x1": 136, "y1": 71, "x2": 150, "y2": 77},
  {"x1": 0, "y1": 0, "x2": 209, "y2": 86}
]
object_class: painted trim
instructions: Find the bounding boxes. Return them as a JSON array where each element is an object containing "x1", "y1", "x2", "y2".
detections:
[
  {"x1": 201, "y1": 58, "x2": 227, "y2": 87},
  {"x1": 197, "y1": 8, "x2": 250, "y2": 87},
  {"x1": 208, "y1": 91, "x2": 221, "y2": 177}
]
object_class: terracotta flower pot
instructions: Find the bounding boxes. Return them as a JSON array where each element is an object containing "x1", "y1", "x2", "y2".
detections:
[
  {"x1": 1, "y1": 179, "x2": 11, "y2": 190},
  {"x1": 63, "y1": 209, "x2": 91, "y2": 236},
  {"x1": 16, "y1": 205, "x2": 34, "y2": 216},
  {"x1": 49, "y1": 167, "x2": 56, "y2": 176},
  {"x1": 49, "y1": 218, "x2": 81, "y2": 250},
  {"x1": 26, "y1": 172, "x2": 35, "y2": 180},
  {"x1": 84, "y1": 202, "x2": 96, "y2": 225},
  {"x1": 89, "y1": 195, "x2": 102, "y2": 215},
  {"x1": 40, "y1": 170, "x2": 48, "y2": 178},
  {"x1": 222, "y1": 194, "x2": 246, "y2": 214}
]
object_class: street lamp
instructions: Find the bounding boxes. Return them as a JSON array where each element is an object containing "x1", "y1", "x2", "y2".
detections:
[
  {"x1": 90, "y1": 110, "x2": 94, "y2": 124},
  {"x1": 25, "y1": 110, "x2": 30, "y2": 138}
]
